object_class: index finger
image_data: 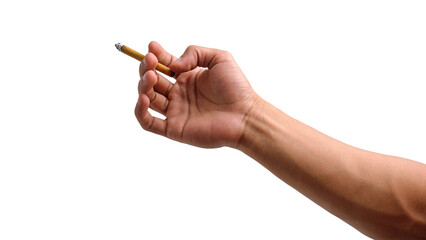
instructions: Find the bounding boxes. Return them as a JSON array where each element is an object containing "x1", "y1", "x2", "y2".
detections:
[{"x1": 148, "y1": 41, "x2": 177, "y2": 67}]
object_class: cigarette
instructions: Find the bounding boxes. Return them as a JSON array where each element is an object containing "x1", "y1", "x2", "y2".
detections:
[{"x1": 115, "y1": 43, "x2": 175, "y2": 77}]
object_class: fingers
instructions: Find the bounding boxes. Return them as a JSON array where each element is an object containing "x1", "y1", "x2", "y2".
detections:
[
  {"x1": 135, "y1": 94, "x2": 167, "y2": 136},
  {"x1": 138, "y1": 51, "x2": 174, "y2": 115},
  {"x1": 138, "y1": 70, "x2": 170, "y2": 114},
  {"x1": 169, "y1": 45, "x2": 233, "y2": 74},
  {"x1": 148, "y1": 41, "x2": 177, "y2": 67},
  {"x1": 139, "y1": 53, "x2": 158, "y2": 78},
  {"x1": 140, "y1": 52, "x2": 174, "y2": 96},
  {"x1": 136, "y1": 43, "x2": 176, "y2": 136}
]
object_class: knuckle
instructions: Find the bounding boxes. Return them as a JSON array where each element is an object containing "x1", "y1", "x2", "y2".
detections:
[
  {"x1": 187, "y1": 45, "x2": 197, "y2": 51},
  {"x1": 150, "y1": 92, "x2": 157, "y2": 103},
  {"x1": 162, "y1": 100, "x2": 169, "y2": 114},
  {"x1": 186, "y1": 45, "x2": 199, "y2": 55},
  {"x1": 141, "y1": 123, "x2": 149, "y2": 130},
  {"x1": 176, "y1": 74, "x2": 188, "y2": 85},
  {"x1": 138, "y1": 116, "x2": 152, "y2": 131},
  {"x1": 134, "y1": 106, "x2": 141, "y2": 119},
  {"x1": 220, "y1": 50, "x2": 233, "y2": 59}
]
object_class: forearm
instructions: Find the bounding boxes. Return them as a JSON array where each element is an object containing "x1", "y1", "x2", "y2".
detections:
[{"x1": 237, "y1": 98, "x2": 426, "y2": 239}]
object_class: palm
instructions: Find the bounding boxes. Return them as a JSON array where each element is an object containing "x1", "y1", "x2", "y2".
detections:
[{"x1": 166, "y1": 62, "x2": 254, "y2": 148}]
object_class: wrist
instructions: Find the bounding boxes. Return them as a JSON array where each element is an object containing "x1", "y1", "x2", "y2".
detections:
[{"x1": 235, "y1": 96, "x2": 284, "y2": 152}]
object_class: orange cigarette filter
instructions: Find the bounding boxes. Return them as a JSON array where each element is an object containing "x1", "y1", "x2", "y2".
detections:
[{"x1": 115, "y1": 43, "x2": 175, "y2": 77}]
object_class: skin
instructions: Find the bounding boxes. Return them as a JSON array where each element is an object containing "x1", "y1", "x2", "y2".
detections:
[{"x1": 135, "y1": 41, "x2": 426, "y2": 239}]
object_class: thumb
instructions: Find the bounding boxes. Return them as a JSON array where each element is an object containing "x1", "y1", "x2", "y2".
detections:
[{"x1": 169, "y1": 45, "x2": 230, "y2": 74}]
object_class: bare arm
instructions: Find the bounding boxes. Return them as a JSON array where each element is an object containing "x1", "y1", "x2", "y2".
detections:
[
  {"x1": 237, "y1": 99, "x2": 426, "y2": 239},
  {"x1": 135, "y1": 42, "x2": 426, "y2": 239}
]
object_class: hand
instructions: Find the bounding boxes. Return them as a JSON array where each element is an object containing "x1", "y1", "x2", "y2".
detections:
[{"x1": 135, "y1": 41, "x2": 259, "y2": 148}]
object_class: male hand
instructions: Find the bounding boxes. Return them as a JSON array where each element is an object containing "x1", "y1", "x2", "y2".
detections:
[{"x1": 135, "y1": 41, "x2": 259, "y2": 148}]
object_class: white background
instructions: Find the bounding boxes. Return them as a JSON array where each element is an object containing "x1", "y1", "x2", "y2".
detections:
[{"x1": 1, "y1": 0, "x2": 425, "y2": 239}]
